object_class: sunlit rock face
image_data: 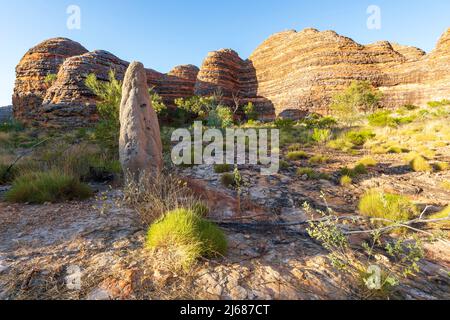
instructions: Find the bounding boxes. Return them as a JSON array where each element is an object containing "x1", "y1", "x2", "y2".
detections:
[
  {"x1": 12, "y1": 27, "x2": 450, "y2": 126},
  {"x1": 12, "y1": 38, "x2": 88, "y2": 125}
]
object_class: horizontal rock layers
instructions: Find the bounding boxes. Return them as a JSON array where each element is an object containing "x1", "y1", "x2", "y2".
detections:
[{"x1": 12, "y1": 28, "x2": 450, "y2": 126}]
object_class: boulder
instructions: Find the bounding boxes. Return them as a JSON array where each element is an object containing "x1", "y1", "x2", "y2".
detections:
[{"x1": 119, "y1": 62, "x2": 163, "y2": 182}]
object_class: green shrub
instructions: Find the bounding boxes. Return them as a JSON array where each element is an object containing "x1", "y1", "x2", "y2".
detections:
[
  {"x1": 410, "y1": 156, "x2": 432, "y2": 172},
  {"x1": 368, "y1": 111, "x2": 397, "y2": 127},
  {"x1": 340, "y1": 164, "x2": 367, "y2": 178},
  {"x1": 353, "y1": 164, "x2": 368, "y2": 175},
  {"x1": 387, "y1": 146, "x2": 404, "y2": 154},
  {"x1": 346, "y1": 129, "x2": 375, "y2": 146},
  {"x1": 303, "y1": 115, "x2": 337, "y2": 129},
  {"x1": 274, "y1": 118, "x2": 295, "y2": 129},
  {"x1": 286, "y1": 150, "x2": 309, "y2": 161},
  {"x1": 44, "y1": 73, "x2": 57, "y2": 86},
  {"x1": 296, "y1": 167, "x2": 329, "y2": 180},
  {"x1": 146, "y1": 208, "x2": 227, "y2": 269},
  {"x1": 340, "y1": 175, "x2": 353, "y2": 186},
  {"x1": 357, "y1": 157, "x2": 377, "y2": 167},
  {"x1": 327, "y1": 138, "x2": 355, "y2": 152},
  {"x1": 243, "y1": 102, "x2": 258, "y2": 121},
  {"x1": 434, "y1": 162, "x2": 449, "y2": 172},
  {"x1": 220, "y1": 173, "x2": 236, "y2": 188},
  {"x1": 309, "y1": 154, "x2": 329, "y2": 165},
  {"x1": 427, "y1": 100, "x2": 450, "y2": 108},
  {"x1": 311, "y1": 128, "x2": 331, "y2": 144},
  {"x1": 280, "y1": 160, "x2": 290, "y2": 170},
  {"x1": 287, "y1": 143, "x2": 303, "y2": 152},
  {"x1": 5, "y1": 170, "x2": 92, "y2": 204},
  {"x1": 358, "y1": 189, "x2": 418, "y2": 223},
  {"x1": 214, "y1": 163, "x2": 233, "y2": 173},
  {"x1": 148, "y1": 88, "x2": 168, "y2": 116},
  {"x1": 330, "y1": 81, "x2": 382, "y2": 124},
  {"x1": 85, "y1": 70, "x2": 122, "y2": 154}
]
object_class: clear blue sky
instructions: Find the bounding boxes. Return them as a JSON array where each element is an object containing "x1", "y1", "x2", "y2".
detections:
[{"x1": 1, "y1": 0, "x2": 449, "y2": 106}]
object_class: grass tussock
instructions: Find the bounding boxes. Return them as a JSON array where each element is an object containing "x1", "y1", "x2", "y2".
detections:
[
  {"x1": 296, "y1": 167, "x2": 330, "y2": 180},
  {"x1": 286, "y1": 150, "x2": 309, "y2": 161},
  {"x1": 358, "y1": 189, "x2": 418, "y2": 223},
  {"x1": 340, "y1": 175, "x2": 353, "y2": 186},
  {"x1": 5, "y1": 170, "x2": 92, "y2": 204},
  {"x1": 146, "y1": 208, "x2": 227, "y2": 269},
  {"x1": 356, "y1": 156, "x2": 377, "y2": 167},
  {"x1": 434, "y1": 161, "x2": 449, "y2": 172},
  {"x1": 410, "y1": 156, "x2": 432, "y2": 172}
]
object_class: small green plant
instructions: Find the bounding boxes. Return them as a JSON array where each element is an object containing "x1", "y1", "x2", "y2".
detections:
[
  {"x1": 85, "y1": 70, "x2": 123, "y2": 154},
  {"x1": 311, "y1": 128, "x2": 331, "y2": 144},
  {"x1": 403, "y1": 104, "x2": 419, "y2": 111},
  {"x1": 330, "y1": 81, "x2": 382, "y2": 125},
  {"x1": 410, "y1": 156, "x2": 432, "y2": 172},
  {"x1": 243, "y1": 102, "x2": 258, "y2": 121},
  {"x1": 434, "y1": 161, "x2": 449, "y2": 172},
  {"x1": 346, "y1": 129, "x2": 375, "y2": 146},
  {"x1": 358, "y1": 189, "x2": 418, "y2": 223},
  {"x1": 357, "y1": 157, "x2": 377, "y2": 167},
  {"x1": 274, "y1": 118, "x2": 295, "y2": 129},
  {"x1": 427, "y1": 99, "x2": 450, "y2": 108},
  {"x1": 44, "y1": 73, "x2": 58, "y2": 86},
  {"x1": 340, "y1": 164, "x2": 367, "y2": 178},
  {"x1": 5, "y1": 170, "x2": 92, "y2": 204},
  {"x1": 286, "y1": 150, "x2": 308, "y2": 161},
  {"x1": 207, "y1": 105, "x2": 234, "y2": 128},
  {"x1": 368, "y1": 110, "x2": 397, "y2": 127},
  {"x1": 309, "y1": 154, "x2": 329, "y2": 165},
  {"x1": 340, "y1": 175, "x2": 353, "y2": 186},
  {"x1": 297, "y1": 167, "x2": 329, "y2": 180},
  {"x1": 214, "y1": 163, "x2": 233, "y2": 173},
  {"x1": 220, "y1": 173, "x2": 236, "y2": 188},
  {"x1": 146, "y1": 208, "x2": 227, "y2": 269},
  {"x1": 148, "y1": 87, "x2": 168, "y2": 116}
]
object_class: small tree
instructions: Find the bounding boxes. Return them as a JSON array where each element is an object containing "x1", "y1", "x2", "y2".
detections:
[
  {"x1": 330, "y1": 81, "x2": 383, "y2": 125},
  {"x1": 243, "y1": 102, "x2": 258, "y2": 121},
  {"x1": 85, "y1": 70, "x2": 122, "y2": 153},
  {"x1": 148, "y1": 87, "x2": 167, "y2": 117}
]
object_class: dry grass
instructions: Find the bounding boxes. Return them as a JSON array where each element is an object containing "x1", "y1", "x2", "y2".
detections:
[{"x1": 123, "y1": 171, "x2": 205, "y2": 226}]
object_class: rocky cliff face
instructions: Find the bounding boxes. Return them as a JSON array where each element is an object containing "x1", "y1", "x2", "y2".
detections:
[
  {"x1": 12, "y1": 38, "x2": 88, "y2": 124},
  {"x1": 12, "y1": 28, "x2": 450, "y2": 126}
]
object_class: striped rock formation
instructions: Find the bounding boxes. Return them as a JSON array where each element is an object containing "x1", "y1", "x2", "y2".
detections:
[
  {"x1": 12, "y1": 38, "x2": 88, "y2": 124},
  {"x1": 12, "y1": 27, "x2": 450, "y2": 126}
]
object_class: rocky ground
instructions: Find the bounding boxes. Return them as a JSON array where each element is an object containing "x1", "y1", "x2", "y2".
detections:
[{"x1": 0, "y1": 145, "x2": 449, "y2": 300}]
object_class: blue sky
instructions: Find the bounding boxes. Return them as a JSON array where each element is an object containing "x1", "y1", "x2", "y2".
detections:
[{"x1": 1, "y1": 0, "x2": 449, "y2": 106}]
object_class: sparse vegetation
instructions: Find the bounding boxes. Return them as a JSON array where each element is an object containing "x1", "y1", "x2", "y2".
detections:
[
  {"x1": 5, "y1": 170, "x2": 92, "y2": 204},
  {"x1": 410, "y1": 156, "x2": 432, "y2": 172},
  {"x1": 297, "y1": 167, "x2": 329, "y2": 180},
  {"x1": 358, "y1": 189, "x2": 418, "y2": 223},
  {"x1": 340, "y1": 175, "x2": 353, "y2": 186},
  {"x1": 330, "y1": 81, "x2": 382, "y2": 124},
  {"x1": 286, "y1": 150, "x2": 309, "y2": 161}
]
